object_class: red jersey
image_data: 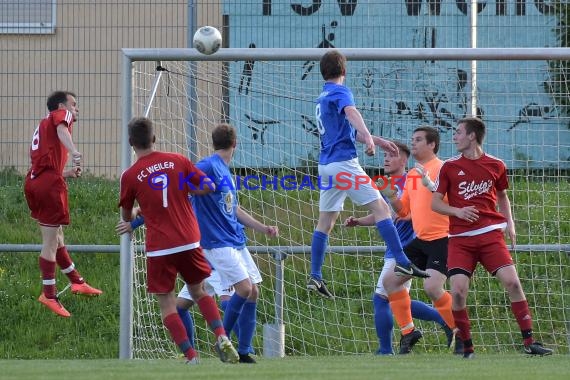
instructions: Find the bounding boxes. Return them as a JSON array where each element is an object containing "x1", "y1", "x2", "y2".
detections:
[
  {"x1": 435, "y1": 153, "x2": 508, "y2": 236},
  {"x1": 29, "y1": 109, "x2": 74, "y2": 178},
  {"x1": 119, "y1": 151, "x2": 206, "y2": 256}
]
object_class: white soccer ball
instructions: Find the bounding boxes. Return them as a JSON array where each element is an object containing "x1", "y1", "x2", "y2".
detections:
[{"x1": 193, "y1": 26, "x2": 222, "y2": 55}]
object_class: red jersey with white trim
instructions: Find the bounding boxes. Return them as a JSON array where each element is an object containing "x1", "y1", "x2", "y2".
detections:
[
  {"x1": 119, "y1": 151, "x2": 206, "y2": 256},
  {"x1": 29, "y1": 109, "x2": 74, "y2": 177},
  {"x1": 435, "y1": 153, "x2": 508, "y2": 236}
]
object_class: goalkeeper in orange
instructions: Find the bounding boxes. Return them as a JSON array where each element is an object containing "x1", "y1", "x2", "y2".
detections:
[
  {"x1": 379, "y1": 126, "x2": 461, "y2": 354},
  {"x1": 345, "y1": 141, "x2": 458, "y2": 355}
]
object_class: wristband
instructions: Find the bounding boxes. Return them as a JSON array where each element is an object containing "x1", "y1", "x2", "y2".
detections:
[{"x1": 130, "y1": 216, "x2": 145, "y2": 230}]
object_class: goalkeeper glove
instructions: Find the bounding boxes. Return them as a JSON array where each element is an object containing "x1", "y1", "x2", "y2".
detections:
[
  {"x1": 414, "y1": 164, "x2": 436, "y2": 192},
  {"x1": 377, "y1": 176, "x2": 397, "y2": 200}
]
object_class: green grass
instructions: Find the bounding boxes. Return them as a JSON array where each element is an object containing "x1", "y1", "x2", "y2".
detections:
[
  {"x1": 1, "y1": 355, "x2": 569, "y2": 380},
  {"x1": 0, "y1": 169, "x2": 121, "y2": 359},
  {"x1": 0, "y1": 168, "x2": 568, "y2": 359}
]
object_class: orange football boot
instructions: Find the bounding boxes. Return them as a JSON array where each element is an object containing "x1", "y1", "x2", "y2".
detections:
[
  {"x1": 71, "y1": 282, "x2": 103, "y2": 296},
  {"x1": 38, "y1": 293, "x2": 71, "y2": 318}
]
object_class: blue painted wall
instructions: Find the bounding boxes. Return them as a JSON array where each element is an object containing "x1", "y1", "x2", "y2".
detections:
[{"x1": 223, "y1": 1, "x2": 570, "y2": 168}]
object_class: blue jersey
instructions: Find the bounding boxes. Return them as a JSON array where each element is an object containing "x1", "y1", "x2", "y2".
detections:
[
  {"x1": 383, "y1": 173, "x2": 415, "y2": 259},
  {"x1": 191, "y1": 154, "x2": 246, "y2": 249},
  {"x1": 315, "y1": 82, "x2": 358, "y2": 165},
  {"x1": 236, "y1": 222, "x2": 247, "y2": 249}
]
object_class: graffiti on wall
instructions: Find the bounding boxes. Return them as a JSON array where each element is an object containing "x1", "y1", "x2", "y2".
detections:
[{"x1": 224, "y1": 0, "x2": 569, "y2": 168}]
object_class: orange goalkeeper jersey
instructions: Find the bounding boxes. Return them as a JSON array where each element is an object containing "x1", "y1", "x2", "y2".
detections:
[{"x1": 397, "y1": 157, "x2": 449, "y2": 241}]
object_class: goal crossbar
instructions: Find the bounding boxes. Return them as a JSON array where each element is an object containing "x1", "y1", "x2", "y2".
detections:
[{"x1": 122, "y1": 47, "x2": 570, "y2": 62}]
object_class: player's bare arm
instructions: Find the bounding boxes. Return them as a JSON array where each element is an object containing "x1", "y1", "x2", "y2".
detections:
[
  {"x1": 371, "y1": 135, "x2": 398, "y2": 156},
  {"x1": 57, "y1": 124, "x2": 82, "y2": 177},
  {"x1": 116, "y1": 207, "x2": 141, "y2": 235},
  {"x1": 115, "y1": 220, "x2": 133, "y2": 235},
  {"x1": 346, "y1": 106, "x2": 375, "y2": 156},
  {"x1": 497, "y1": 189, "x2": 516, "y2": 248},
  {"x1": 63, "y1": 168, "x2": 81, "y2": 178},
  {"x1": 431, "y1": 192, "x2": 479, "y2": 222},
  {"x1": 344, "y1": 214, "x2": 375, "y2": 227},
  {"x1": 236, "y1": 206, "x2": 279, "y2": 237},
  {"x1": 121, "y1": 206, "x2": 134, "y2": 223}
]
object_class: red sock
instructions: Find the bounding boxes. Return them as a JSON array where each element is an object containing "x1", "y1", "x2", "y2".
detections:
[
  {"x1": 39, "y1": 256, "x2": 56, "y2": 298},
  {"x1": 163, "y1": 313, "x2": 195, "y2": 359},
  {"x1": 196, "y1": 295, "x2": 225, "y2": 337},
  {"x1": 452, "y1": 308, "x2": 472, "y2": 343},
  {"x1": 511, "y1": 300, "x2": 534, "y2": 346},
  {"x1": 56, "y1": 246, "x2": 84, "y2": 284}
]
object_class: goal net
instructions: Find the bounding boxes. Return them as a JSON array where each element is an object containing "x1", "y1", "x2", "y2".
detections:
[{"x1": 122, "y1": 48, "x2": 570, "y2": 359}]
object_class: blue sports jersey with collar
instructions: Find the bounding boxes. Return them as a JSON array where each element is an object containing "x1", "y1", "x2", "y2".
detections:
[
  {"x1": 191, "y1": 153, "x2": 246, "y2": 249},
  {"x1": 316, "y1": 82, "x2": 358, "y2": 165},
  {"x1": 382, "y1": 173, "x2": 415, "y2": 259}
]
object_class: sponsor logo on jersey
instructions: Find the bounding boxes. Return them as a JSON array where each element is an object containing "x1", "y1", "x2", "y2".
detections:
[{"x1": 458, "y1": 180, "x2": 493, "y2": 200}]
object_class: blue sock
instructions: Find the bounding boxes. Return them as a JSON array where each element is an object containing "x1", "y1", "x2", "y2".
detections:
[
  {"x1": 220, "y1": 299, "x2": 237, "y2": 339},
  {"x1": 373, "y1": 293, "x2": 394, "y2": 355},
  {"x1": 310, "y1": 230, "x2": 328, "y2": 280},
  {"x1": 177, "y1": 306, "x2": 195, "y2": 348},
  {"x1": 237, "y1": 301, "x2": 257, "y2": 355},
  {"x1": 411, "y1": 300, "x2": 446, "y2": 326},
  {"x1": 223, "y1": 293, "x2": 247, "y2": 335},
  {"x1": 375, "y1": 219, "x2": 410, "y2": 267}
]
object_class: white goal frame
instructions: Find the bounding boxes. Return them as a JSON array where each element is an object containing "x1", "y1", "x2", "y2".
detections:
[{"x1": 119, "y1": 47, "x2": 570, "y2": 359}]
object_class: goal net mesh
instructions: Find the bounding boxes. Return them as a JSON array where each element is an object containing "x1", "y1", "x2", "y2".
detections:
[{"x1": 128, "y1": 53, "x2": 569, "y2": 358}]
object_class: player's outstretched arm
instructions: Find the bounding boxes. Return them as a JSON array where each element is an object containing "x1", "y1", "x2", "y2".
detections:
[
  {"x1": 236, "y1": 206, "x2": 278, "y2": 237},
  {"x1": 344, "y1": 214, "x2": 375, "y2": 227},
  {"x1": 371, "y1": 135, "x2": 398, "y2": 156},
  {"x1": 346, "y1": 106, "x2": 375, "y2": 156}
]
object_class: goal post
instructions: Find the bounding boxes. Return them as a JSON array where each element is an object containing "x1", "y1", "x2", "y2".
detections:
[{"x1": 120, "y1": 48, "x2": 570, "y2": 359}]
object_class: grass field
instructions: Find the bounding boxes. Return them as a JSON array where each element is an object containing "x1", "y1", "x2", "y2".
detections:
[
  {"x1": 0, "y1": 168, "x2": 568, "y2": 360},
  {"x1": 1, "y1": 354, "x2": 568, "y2": 380}
]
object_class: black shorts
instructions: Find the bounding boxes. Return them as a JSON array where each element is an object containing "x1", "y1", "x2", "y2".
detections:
[{"x1": 404, "y1": 236, "x2": 448, "y2": 276}]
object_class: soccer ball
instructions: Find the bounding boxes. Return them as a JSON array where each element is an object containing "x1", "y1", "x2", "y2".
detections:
[{"x1": 193, "y1": 26, "x2": 222, "y2": 55}]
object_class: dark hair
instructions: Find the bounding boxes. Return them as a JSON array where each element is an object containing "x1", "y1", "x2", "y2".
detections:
[
  {"x1": 128, "y1": 117, "x2": 154, "y2": 149},
  {"x1": 392, "y1": 141, "x2": 410, "y2": 158},
  {"x1": 413, "y1": 125, "x2": 440, "y2": 154},
  {"x1": 320, "y1": 50, "x2": 346, "y2": 81},
  {"x1": 46, "y1": 91, "x2": 76, "y2": 111},
  {"x1": 457, "y1": 117, "x2": 486, "y2": 145},
  {"x1": 212, "y1": 123, "x2": 237, "y2": 150}
]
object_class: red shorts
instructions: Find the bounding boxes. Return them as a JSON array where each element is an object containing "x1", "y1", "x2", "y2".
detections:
[
  {"x1": 24, "y1": 170, "x2": 69, "y2": 226},
  {"x1": 448, "y1": 229, "x2": 513, "y2": 276},
  {"x1": 146, "y1": 247, "x2": 212, "y2": 294}
]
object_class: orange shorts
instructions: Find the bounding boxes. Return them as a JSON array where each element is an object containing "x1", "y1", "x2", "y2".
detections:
[{"x1": 24, "y1": 170, "x2": 69, "y2": 226}]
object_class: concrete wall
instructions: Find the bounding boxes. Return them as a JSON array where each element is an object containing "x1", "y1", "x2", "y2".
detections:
[{"x1": 1, "y1": 0, "x2": 222, "y2": 178}]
